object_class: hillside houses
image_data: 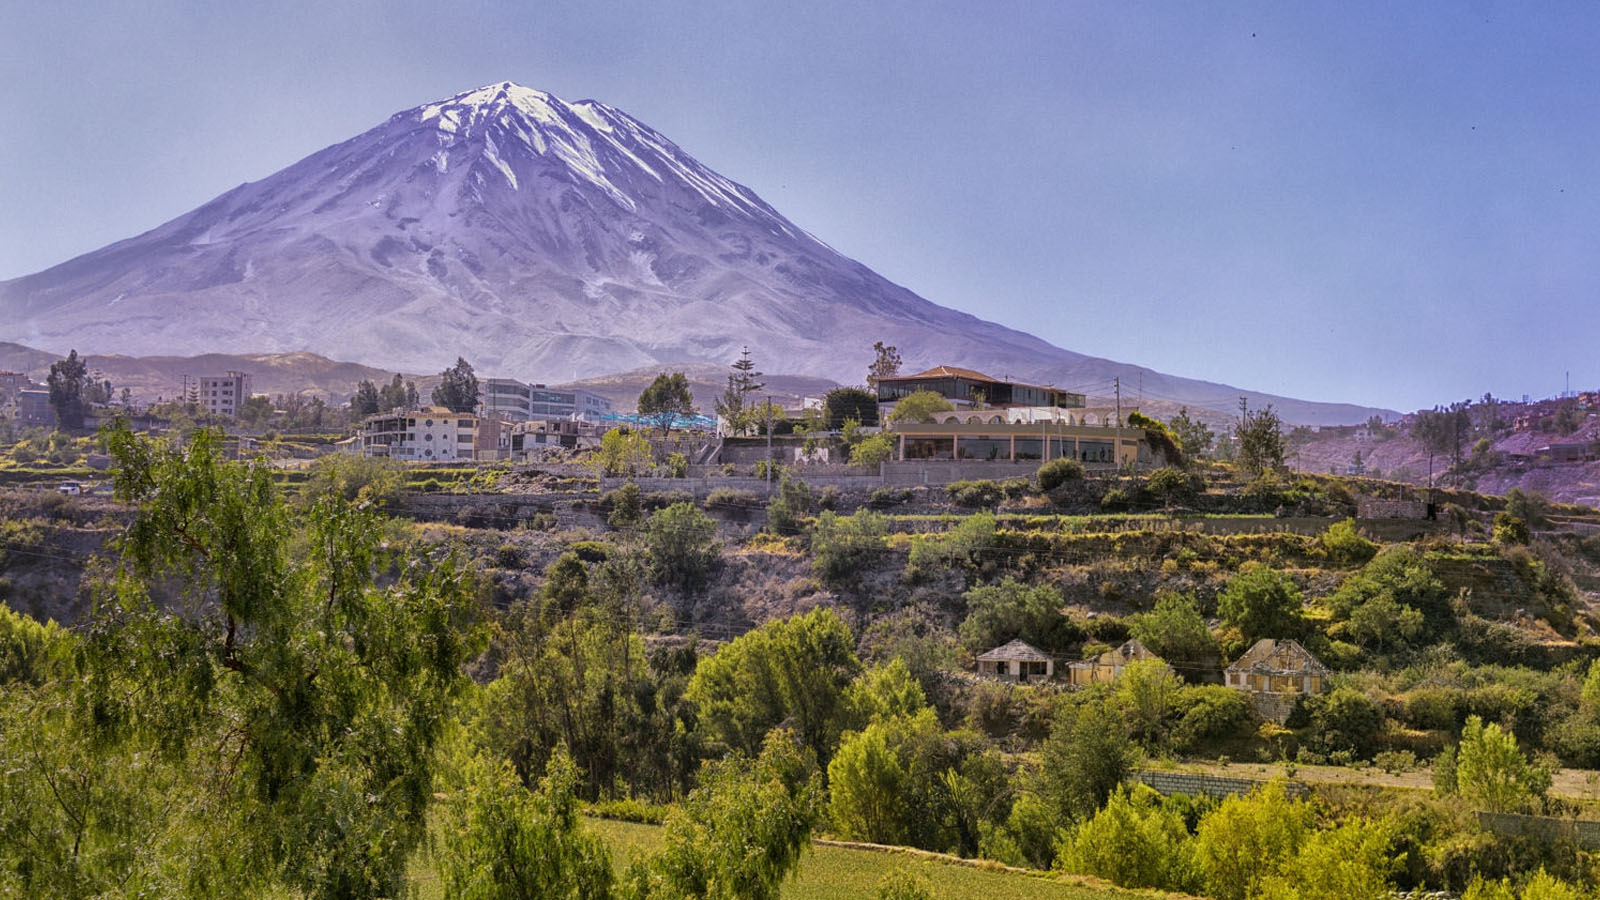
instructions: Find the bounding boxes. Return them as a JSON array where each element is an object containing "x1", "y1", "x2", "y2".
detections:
[{"x1": 1225, "y1": 639, "x2": 1331, "y2": 723}]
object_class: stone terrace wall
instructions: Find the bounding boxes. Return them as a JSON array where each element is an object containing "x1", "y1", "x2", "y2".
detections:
[
  {"x1": 1136, "y1": 770, "x2": 1309, "y2": 801},
  {"x1": 1478, "y1": 812, "x2": 1600, "y2": 849}
]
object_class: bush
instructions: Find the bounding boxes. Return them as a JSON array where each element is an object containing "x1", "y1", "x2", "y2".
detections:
[
  {"x1": 1143, "y1": 466, "x2": 1198, "y2": 506},
  {"x1": 1056, "y1": 785, "x2": 1197, "y2": 892},
  {"x1": 1319, "y1": 517, "x2": 1378, "y2": 564},
  {"x1": 641, "y1": 489, "x2": 694, "y2": 510},
  {"x1": 494, "y1": 543, "x2": 525, "y2": 569},
  {"x1": 704, "y1": 487, "x2": 760, "y2": 510},
  {"x1": 850, "y1": 432, "x2": 895, "y2": 468},
  {"x1": 1493, "y1": 512, "x2": 1530, "y2": 545},
  {"x1": 645, "y1": 502, "x2": 720, "y2": 590},
  {"x1": 1100, "y1": 487, "x2": 1131, "y2": 511},
  {"x1": 1305, "y1": 687, "x2": 1382, "y2": 759},
  {"x1": 666, "y1": 451, "x2": 688, "y2": 478},
  {"x1": 1374, "y1": 750, "x2": 1417, "y2": 775},
  {"x1": 766, "y1": 476, "x2": 812, "y2": 536},
  {"x1": 816, "y1": 485, "x2": 842, "y2": 510},
  {"x1": 1038, "y1": 458, "x2": 1085, "y2": 491},
  {"x1": 868, "y1": 486, "x2": 912, "y2": 509},
  {"x1": 810, "y1": 509, "x2": 888, "y2": 587},
  {"x1": 603, "y1": 481, "x2": 642, "y2": 528},
  {"x1": 946, "y1": 479, "x2": 1004, "y2": 507}
]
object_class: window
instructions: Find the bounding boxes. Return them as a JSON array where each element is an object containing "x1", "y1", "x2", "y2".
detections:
[
  {"x1": 459, "y1": 420, "x2": 471, "y2": 428},
  {"x1": 424, "y1": 433, "x2": 433, "y2": 441}
]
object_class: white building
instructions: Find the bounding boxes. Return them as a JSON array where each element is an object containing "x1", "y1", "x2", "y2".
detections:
[
  {"x1": 357, "y1": 407, "x2": 480, "y2": 462},
  {"x1": 479, "y1": 378, "x2": 612, "y2": 422},
  {"x1": 198, "y1": 371, "x2": 251, "y2": 418}
]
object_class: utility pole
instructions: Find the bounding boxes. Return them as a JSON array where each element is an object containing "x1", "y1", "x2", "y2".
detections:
[
  {"x1": 1114, "y1": 377, "x2": 1121, "y2": 427},
  {"x1": 765, "y1": 394, "x2": 774, "y2": 495}
]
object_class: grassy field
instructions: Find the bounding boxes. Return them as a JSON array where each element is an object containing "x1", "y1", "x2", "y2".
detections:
[{"x1": 411, "y1": 816, "x2": 1152, "y2": 900}]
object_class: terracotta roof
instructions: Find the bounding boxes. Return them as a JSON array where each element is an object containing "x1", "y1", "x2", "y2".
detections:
[
  {"x1": 1225, "y1": 639, "x2": 1330, "y2": 677},
  {"x1": 977, "y1": 639, "x2": 1052, "y2": 662},
  {"x1": 878, "y1": 365, "x2": 1003, "y2": 384}
]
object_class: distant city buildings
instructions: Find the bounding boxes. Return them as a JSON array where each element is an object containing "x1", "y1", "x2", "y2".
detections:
[{"x1": 479, "y1": 378, "x2": 612, "y2": 422}]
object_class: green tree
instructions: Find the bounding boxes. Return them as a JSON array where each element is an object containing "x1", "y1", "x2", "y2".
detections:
[
  {"x1": 828, "y1": 718, "x2": 911, "y2": 845},
  {"x1": 432, "y1": 356, "x2": 480, "y2": 413},
  {"x1": 435, "y1": 746, "x2": 615, "y2": 900},
  {"x1": 840, "y1": 657, "x2": 929, "y2": 732},
  {"x1": 1042, "y1": 697, "x2": 1140, "y2": 821},
  {"x1": 766, "y1": 475, "x2": 812, "y2": 536},
  {"x1": 638, "y1": 372, "x2": 696, "y2": 433},
  {"x1": 1319, "y1": 518, "x2": 1378, "y2": 565},
  {"x1": 1168, "y1": 407, "x2": 1215, "y2": 460},
  {"x1": 958, "y1": 578, "x2": 1077, "y2": 653},
  {"x1": 1455, "y1": 715, "x2": 1549, "y2": 813},
  {"x1": 301, "y1": 452, "x2": 403, "y2": 507},
  {"x1": 0, "y1": 425, "x2": 480, "y2": 898},
  {"x1": 47, "y1": 349, "x2": 90, "y2": 429},
  {"x1": 825, "y1": 387, "x2": 880, "y2": 429},
  {"x1": 1493, "y1": 512, "x2": 1531, "y2": 545},
  {"x1": 1257, "y1": 816, "x2": 1397, "y2": 900},
  {"x1": 352, "y1": 376, "x2": 382, "y2": 416},
  {"x1": 378, "y1": 373, "x2": 411, "y2": 411},
  {"x1": 645, "y1": 502, "x2": 719, "y2": 590},
  {"x1": 1191, "y1": 782, "x2": 1312, "y2": 900},
  {"x1": 622, "y1": 730, "x2": 821, "y2": 900},
  {"x1": 593, "y1": 427, "x2": 655, "y2": 477},
  {"x1": 1056, "y1": 784, "x2": 1196, "y2": 892},
  {"x1": 686, "y1": 607, "x2": 861, "y2": 763},
  {"x1": 1217, "y1": 565, "x2": 1306, "y2": 644},
  {"x1": 606, "y1": 481, "x2": 643, "y2": 529},
  {"x1": 888, "y1": 389, "x2": 954, "y2": 425},
  {"x1": 867, "y1": 341, "x2": 902, "y2": 389},
  {"x1": 0, "y1": 605, "x2": 68, "y2": 686},
  {"x1": 713, "y1": 374, "x2": 747, "y2": 435},
  {"x1": 849, "y1": 431, "x2": 895, "y2": 468},
  {"x1": 1237, "y1": 404, "x2": 1285, "y2": 477},
  {"x1": 1129, "y1": 593, "x2": 1217, "y2": 668},
  {"x1": 1304, "y1": 687, "x2": 1383, "y2": 758}
]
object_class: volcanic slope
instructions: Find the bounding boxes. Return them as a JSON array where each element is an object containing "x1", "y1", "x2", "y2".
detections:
[{"x1": 0, "y1": 82, "x2": 1387, "y2": 425}]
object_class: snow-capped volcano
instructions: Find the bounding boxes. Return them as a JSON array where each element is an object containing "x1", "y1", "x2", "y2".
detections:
[{"x1": 0, "y1": 82, "x2": 1386, "y2": 423}]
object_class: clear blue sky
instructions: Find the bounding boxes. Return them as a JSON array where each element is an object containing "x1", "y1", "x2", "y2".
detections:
[{"x1": 3, "y1": 1, "x2": 1596, "y2": 412}]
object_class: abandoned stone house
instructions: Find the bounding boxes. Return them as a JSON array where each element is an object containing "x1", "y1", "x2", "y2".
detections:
[
  {"x1": 1225, "y1": 638, "x2": 1330, "y2": 723},
  {"x1": 975, "y1": 639, "x2": 1054, "y2": 683},
  {"x1": 1066, "y1": 638, "x2": 1166, "y2": 688}
]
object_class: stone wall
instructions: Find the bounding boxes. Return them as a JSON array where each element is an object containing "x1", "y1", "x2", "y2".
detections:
[
  {"x1": 1477, "y1": 811, "x2": 1600, "y2": 849},
  {"x1": 1136, "y1": 769, "x2": 1309, "y2": 800}
]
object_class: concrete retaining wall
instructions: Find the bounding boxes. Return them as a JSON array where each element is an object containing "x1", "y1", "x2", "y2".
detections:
[
  {"x1": 1136, "y1": 769, "x2": 1309, "y2": 800},
  {"x1": 1478, "y1": 811, "x2": 1600, "y2": 848}
]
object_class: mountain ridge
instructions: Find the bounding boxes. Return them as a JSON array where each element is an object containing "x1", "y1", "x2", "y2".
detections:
[{"x1": 0, "y1": 81, "x2": 1392, "y2": 425}]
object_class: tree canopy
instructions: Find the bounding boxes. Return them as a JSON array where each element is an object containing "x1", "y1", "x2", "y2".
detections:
[
  {"x1": 639, "y1": 372, "x2": 696, "y2": 432},
  {"x1": 433, "y1": 356, "x2": 480, "y2": 413}
]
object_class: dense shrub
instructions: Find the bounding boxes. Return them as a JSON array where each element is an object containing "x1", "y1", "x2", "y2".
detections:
[
  {"x1": 1319, "y1": 518, "x2": 1378, "y2": 564},
  {"x1": 766, "y1": 476, "x2": 812, "y2": 536},
  {"x1": 645, "y1": 502, "x2": 720, "y2": 590},
  {"x1": 868, "y1": 486, "x2": 913, "y2": 509},
  {"x1": 810, "y1": 509, "x2": 889, "y2": 587},
  {"x1": 946, "y1": 479, "x2": 1004, "y2": 507},
  {"x1": 1037, "y1": 458, "x2": 1085, "y2": 491},
  {"x1": 603, "y1": 481, "x2": 642, "y2": 528},
  {"x1": 703, "y1": 487, "x2": 760, "y2": 510}
]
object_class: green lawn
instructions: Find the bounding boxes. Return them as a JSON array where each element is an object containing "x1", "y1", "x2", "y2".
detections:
[{"x1": 413, "y1": 816, "x2": 1150, "y2": 900}]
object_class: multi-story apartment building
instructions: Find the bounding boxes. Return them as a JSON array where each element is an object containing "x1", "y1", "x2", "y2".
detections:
[
  {"x1": 197, "y1": 371, "x2": 251, "y2": 418},
  {"x1": 478, "y1": 378, "x2": 612, "y2": 422},
  {"x1": 356, "y1": 408, "x2": 480, "y2": 462}
]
